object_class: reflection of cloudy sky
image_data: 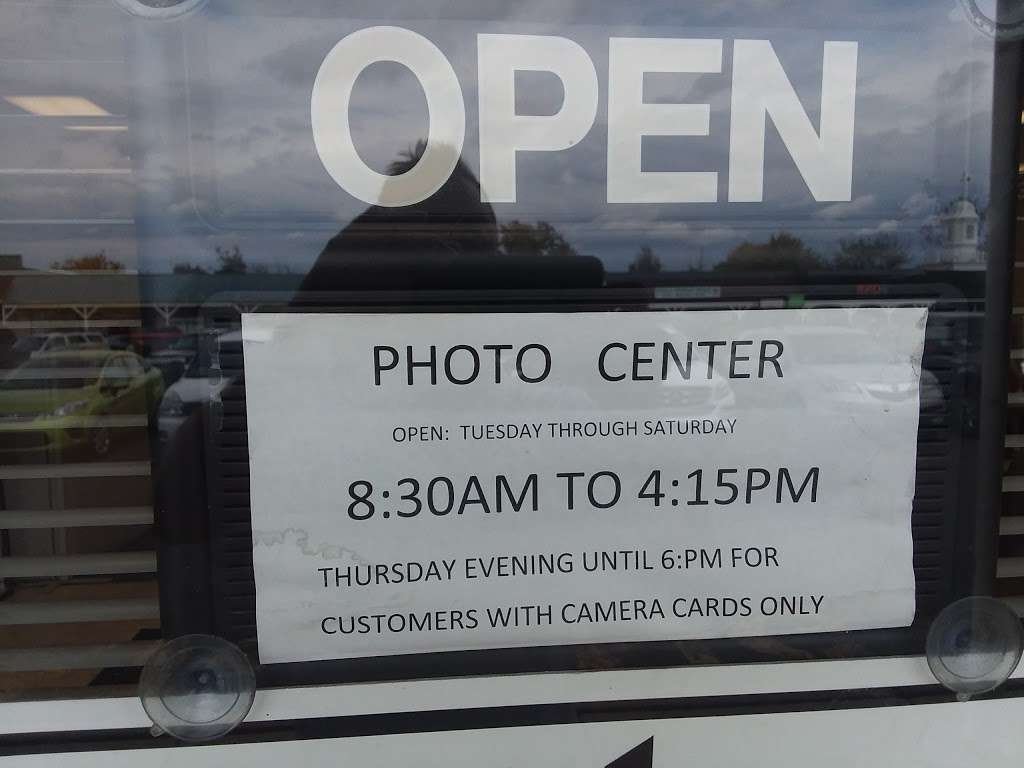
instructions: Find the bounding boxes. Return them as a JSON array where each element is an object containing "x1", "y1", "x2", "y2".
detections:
[{"x1": 0, "y1": 0, "x2": 1000, "y2": 272}]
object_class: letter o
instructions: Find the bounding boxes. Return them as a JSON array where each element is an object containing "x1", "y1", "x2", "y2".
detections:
[
  {"x1": 444, "y1": 345, "x2": 481, "y2": 385},
  {"x1": 516, "y1": 344, "x2": 552, "y2": 383},
  {"x1": 587, "y1": 471, "x2": 621, "y2": 509},
  {"x1": 311, "y1": 26, "x2": 466, "y2": 206}
]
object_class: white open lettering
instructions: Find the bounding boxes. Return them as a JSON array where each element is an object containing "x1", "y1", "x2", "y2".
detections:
[{"x1": 311, "y1": 28, "x2": 858, "y2": 206}]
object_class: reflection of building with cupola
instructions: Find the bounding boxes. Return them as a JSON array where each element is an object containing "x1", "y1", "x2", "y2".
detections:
[{"x1": 929, "y1": 196, "x2": 985, "y2": 270}]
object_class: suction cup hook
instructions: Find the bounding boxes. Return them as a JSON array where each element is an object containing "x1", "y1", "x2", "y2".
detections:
[
  {"x1": 139, "y1": 634, "x2": 256, "y2": 742},
  {"x1": 112, "y1": 0, "x2": 208, "y2": 20},
  {"x1": 926, "y1": 596, "x2": 1023, "y2": 701}
]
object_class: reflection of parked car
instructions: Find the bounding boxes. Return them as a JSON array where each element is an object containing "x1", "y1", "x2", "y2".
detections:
[
  {"x1": 784, "y1": 326, "x2": 935, "y2": 412},
  {"x1": 0, "y1": 349, "x2": 164, "y2": 457},
  {"x1": 107, "y1": 328, "x2": 181, "y2": 357},
  {"x1": 157, "y1": 330, "x2": 239, "y2": 444},
  {"x1": 11, "y1": 332, "x2": 106, "y2": 360},
  {"x1": 148, "y1": 332, "x2": 209, "y2": 387},
  {"x1": 158, "y1": 349, "x2": 228, "y2": 444}
]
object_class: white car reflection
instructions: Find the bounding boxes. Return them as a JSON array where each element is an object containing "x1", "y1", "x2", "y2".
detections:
[
  {"x1": 157, "y1": 331, "x2": 236, "y2": 444},
  {"x1": 788, "y1": 326, "x2": 946, "y2": 412},
  {"x1": 659, "y1": 362, "x2": 737, "y2": 412}
]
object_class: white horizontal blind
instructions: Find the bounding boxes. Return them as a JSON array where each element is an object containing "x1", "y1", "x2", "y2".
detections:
[{"x1": 997, "y1": 163, "x2": 1024, "y2": 614}]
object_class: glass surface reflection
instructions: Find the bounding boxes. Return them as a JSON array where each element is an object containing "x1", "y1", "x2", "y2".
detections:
[{"x1": 0, "y1": 0, "x2": 1014, "y2": 698}]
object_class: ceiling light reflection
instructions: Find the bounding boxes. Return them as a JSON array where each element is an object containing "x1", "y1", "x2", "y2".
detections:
[
  {"x1": 65, "y1": 125, "x2": 128, "y2": 132},
  {"x1": 4, "y1": 96, "x2": 112, "y2": 117}
]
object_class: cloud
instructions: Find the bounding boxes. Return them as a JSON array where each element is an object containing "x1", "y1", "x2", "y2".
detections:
[
  {"x1": 814, "y1": 194, "x2": 878, "y2": 220},
  {"x1": 852, "y1": 219, "x2": 907, "y2": 237},
  {"x1": 900, "y1": 191, "x2": 938, "y2": 217}
]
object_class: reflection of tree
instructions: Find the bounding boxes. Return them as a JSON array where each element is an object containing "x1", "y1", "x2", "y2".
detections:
[
  {"x1": 628, "y1": 245, "x2": 662, "y2": 274},
  {"x1": 834, "y1": 234, "x2": 908, "y2": 271},
  {"x1": 213, "y1": 245, "x2": 268, "y2": 275},
  {"x1": 499, "y1": 221, "x2": 578, "y2": 259},
  {"x1": 51, "y1": 251, "x2": 124, "y2": 271},
  {"x1": 715, "y1": 233, "x2": 822, "y2": 272},
  {"x1": 215, "y1": 245, "x2": 246, "y2": 274},
  {"x1": 172, "y1": 262, "x2": 208, "y2": 275}
]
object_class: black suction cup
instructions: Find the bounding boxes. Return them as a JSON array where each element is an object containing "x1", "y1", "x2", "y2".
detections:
[{"x1": 139, "y1": 634, "x2": 256, "y2": 742}]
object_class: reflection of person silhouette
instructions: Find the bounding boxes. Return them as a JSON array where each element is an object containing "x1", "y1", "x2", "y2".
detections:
[
  {"x1": 298, "y1": 140, "x2": 602, "y2": 293},
  {"x1": 299, "y1": 140, "x2": 498, "y2": 291},
  {"x1": 155, "y1": 142, "x2": 603, "y2": 636}
]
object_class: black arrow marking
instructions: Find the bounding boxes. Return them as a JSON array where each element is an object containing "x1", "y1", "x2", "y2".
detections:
[{"x1": 605, "y1": 737, "x2": 654, "y2": 768}]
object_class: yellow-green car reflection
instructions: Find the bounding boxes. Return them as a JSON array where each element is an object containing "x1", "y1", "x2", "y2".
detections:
[{"x1": 0, "y1": 349, "x2": 164, "y2": 459}]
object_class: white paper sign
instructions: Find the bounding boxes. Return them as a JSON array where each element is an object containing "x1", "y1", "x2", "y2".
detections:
[{"x1": 242, "y1": 308, "x2": 925, "y2": 664}]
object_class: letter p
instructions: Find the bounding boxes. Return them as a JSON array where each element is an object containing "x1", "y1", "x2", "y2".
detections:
[{"x1": 374, "y1": 345, "x2": 399, "y2": 385}]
